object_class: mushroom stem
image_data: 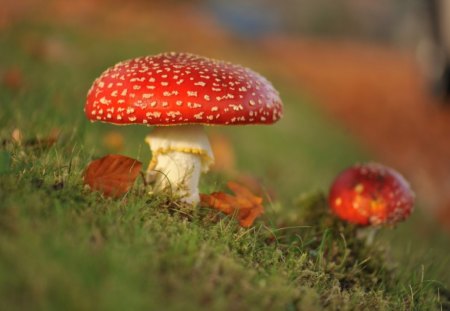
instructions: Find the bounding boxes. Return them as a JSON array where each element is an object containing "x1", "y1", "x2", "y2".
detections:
[
  {"x1": 356, "y1": 227, "x2": 378, "y2": 246},
  {"x1": 145, "y1": 125, "x2": 214, "y2": 205}
]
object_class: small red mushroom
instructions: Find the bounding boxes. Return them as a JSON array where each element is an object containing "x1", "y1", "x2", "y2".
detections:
[
  {"x1": 85, "y1": 52, "x2": 283, "y2": 204},
  {"x1": 328, "y1": 163, "x2": 415, "y2": 226}
]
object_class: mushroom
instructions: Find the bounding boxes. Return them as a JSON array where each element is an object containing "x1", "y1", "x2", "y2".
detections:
[
  {"x1": 328, "y1": 163, "x2": 415, "y2": 226},
  {"x1": 85, "y1": 52, "x2": 283, "y2": 204}
]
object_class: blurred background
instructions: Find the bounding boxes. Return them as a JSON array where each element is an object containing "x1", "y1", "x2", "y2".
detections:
[{"x1": 2, "y1": 0, "x2": 450, "y2": 230}]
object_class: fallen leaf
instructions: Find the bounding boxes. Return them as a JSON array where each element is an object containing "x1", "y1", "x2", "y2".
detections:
[
  {"x1": 235, "y1": 173, "x2": 277, "y2": 201},
  {"x1": 200, "y1": 181, "x2": 264, "y2": 228},
  {"x1": 83, "y1": 154, "x2": 142, "y2": 198}
]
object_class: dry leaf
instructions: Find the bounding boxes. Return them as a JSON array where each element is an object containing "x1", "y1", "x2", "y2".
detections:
[
  {"x1": 235, "y1": 173, "x2": 277, "y2": 201},
  {"x1": 84, "y1": 154, "x2": 142, "y2": 198},
  {"x1": 200, "y1": 181, "x2": 264, "y2": 228}
]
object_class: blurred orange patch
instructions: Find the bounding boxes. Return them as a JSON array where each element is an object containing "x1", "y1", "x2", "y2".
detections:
[
  {"x1": 102, "y1": 131, "x2": 125, "y2": 152},
  {"x1": 209, "y1": 131, "x2": 235, "y2": 173}
]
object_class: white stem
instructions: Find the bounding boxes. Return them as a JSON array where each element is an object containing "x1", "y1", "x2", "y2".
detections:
[
  {"x1": 145, "y1": 125, "x2": 214, "y2": 205},
  {"x1": 356, "y1": 227, "x2": 378, "y2": 246}
]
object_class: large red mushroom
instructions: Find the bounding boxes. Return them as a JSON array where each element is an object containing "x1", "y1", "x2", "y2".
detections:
[
  {"x1": 85, "y1": 52, "x2": 283, "y2": 204},
  {"x1": 328, "y1": 163, "x2": 415, "y2": 226}
]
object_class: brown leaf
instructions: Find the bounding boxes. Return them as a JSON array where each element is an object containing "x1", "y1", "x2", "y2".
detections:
[
  {"x1": 83, "y1": 154, "x2": 142, "y2": 198},
  {"x1": 235, "y1": 173, "x2": 277, "y2": 201},
  {"x1": 200, "y1": 181, "x2": 264, "y2": 228}
]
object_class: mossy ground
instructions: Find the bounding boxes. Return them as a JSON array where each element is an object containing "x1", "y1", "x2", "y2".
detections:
[{"x1": 1, "y1": 8, "x2": 450, "y2": 311}]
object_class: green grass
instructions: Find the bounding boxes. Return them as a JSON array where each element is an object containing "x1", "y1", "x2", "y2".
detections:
[{"x1": 1, "y1": 18, "x2": 450, "y2": 310}]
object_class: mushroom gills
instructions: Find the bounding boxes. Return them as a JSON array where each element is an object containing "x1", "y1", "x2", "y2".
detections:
[{"x1": 145, "y1": 125, "x2": 214, "y2": 204}]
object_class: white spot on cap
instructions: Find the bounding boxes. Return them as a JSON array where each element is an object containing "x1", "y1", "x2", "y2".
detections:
[
  {"x1": 188, "y1": 102, "x2": 202, "y2": 109},
  {"x1": 230, "y1": 104, "x2": 243, "y2": 111},
  {"x1": 194, "y1": 112, "x2": 204, "y2": 120},
  {"x1": 146, "y1": 111, "x2": 161, "y2": 118},
  {"x1": 99, "y1": 97, "x2": 109, "y2": 105},
  {"x1": 167, "y1": 111, "x2": 181, "y2": 118}
]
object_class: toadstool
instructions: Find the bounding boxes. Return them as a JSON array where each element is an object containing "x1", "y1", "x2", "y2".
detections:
[
  {"x1": 328, "y1": 163, "x2": 415, "y2": 226},
  {"x1": 85, "y1": 52, "x2": 283, "y2": 204}
]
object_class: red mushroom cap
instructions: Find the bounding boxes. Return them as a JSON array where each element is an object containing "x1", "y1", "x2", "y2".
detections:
[
  {"x1": 85, "y1": 52, "x2": 283, "y2": 126},
  {"x1": 328, "y1": 163, "x2": 415, "y2": 226}
]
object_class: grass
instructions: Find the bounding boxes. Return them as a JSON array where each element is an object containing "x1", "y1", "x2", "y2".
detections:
[{"x1": 1, "y1": 15, "x2": 450, "y2": 311}]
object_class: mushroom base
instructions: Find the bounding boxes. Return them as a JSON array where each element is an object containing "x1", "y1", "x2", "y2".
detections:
[{"x1": 145, "y1": 125, "x2": 214, "y2": 205}]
